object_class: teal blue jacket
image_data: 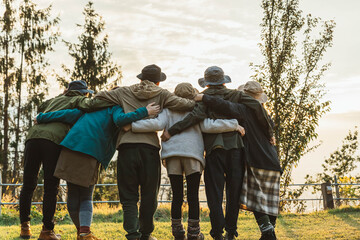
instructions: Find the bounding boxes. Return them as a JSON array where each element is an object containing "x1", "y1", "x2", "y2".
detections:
[{"x1": 36, "y1": 105, "x2": 148, "y2": 168}]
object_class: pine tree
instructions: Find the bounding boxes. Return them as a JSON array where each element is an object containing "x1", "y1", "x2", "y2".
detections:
[
  {"x1": 58, "y1": 1, "x2": 122, "y2": 92},
  {"x1": 0, "y1": 0, "x2": 16, "y2": 186},
  {"x1": 0, "y1": 0, "x2": 59, "y2": 186},
  {"x1": 12, "y1": 0, "x2": 59, "y2": 177}
]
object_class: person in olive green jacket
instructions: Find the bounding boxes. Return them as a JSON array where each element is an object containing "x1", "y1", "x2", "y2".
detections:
[
  {"x1": 161, "y1": 66, "x2": 273, "y2": 240},
  {"x1": 19, "y1": 80, "x2": 113, "y2": 240},
  {"x1": 95, "y1": 64, "x2": 196, "y2": 240}
]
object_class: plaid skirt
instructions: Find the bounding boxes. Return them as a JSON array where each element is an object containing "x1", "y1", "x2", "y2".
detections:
[{"x1": 239, "y1": 163, "x2": 281, "y2": 216}]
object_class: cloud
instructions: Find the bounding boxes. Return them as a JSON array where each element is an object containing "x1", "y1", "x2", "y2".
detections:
[{"x1": 34, "y1": 0, "x2": 360, "y2": 116}]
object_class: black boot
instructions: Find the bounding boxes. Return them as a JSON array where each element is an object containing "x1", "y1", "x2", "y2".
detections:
[
  {"x1": 187, "y1": 219, "x2": 204, "y2": 240},
  {"x1": 171, "y1": 219, "x2": 186, "y2": 240},
  {"x1": 256, "y1": 215, "x2": 276, "y2": 240},
  {"x1": 213, "y1": 235, "x2": 224, "y2": 240},
  {"x1": 259, "y1": 228, "x2": 276, "y2": 240},
  {"x1": 224, "y1": 232, "x2": 236, "y2": 240}
]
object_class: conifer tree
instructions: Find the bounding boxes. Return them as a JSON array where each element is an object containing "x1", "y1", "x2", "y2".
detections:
[
  {"x1": 0, "y1": 0, "x2": 59, "y2": 185},
  {"x1": 58, "y1": 1, "x2": 122, "y2": 92}
]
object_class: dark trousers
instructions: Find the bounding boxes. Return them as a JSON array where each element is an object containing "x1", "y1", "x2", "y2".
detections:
[
  {"x1": 204, "y1": 148, "x2": 244, "y2": 238},
  {"x1": 117, "y1": 144, "x2": 161, "y2": 240},
  {"x1": 169, "y1": 173, "x2": 201, "y2": 220},
  {"x1": 19, "y1": 139, "x2": 61, "y2": 230}
]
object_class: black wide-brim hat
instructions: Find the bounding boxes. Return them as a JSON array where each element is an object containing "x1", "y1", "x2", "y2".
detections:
[
  {"x1": 198, "y1": 66, "x2": 231, "y2": 88},
  {"x1": 67, "y1": 80, "x2": 94, "y2": 94},
  {"x1": 137, "y1": 64, "x2": 166, "y2": 83}
]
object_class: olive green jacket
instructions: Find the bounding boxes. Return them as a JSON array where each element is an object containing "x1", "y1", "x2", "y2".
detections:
[
  {"x1": 168, "y1": 85, "x2": 273, "y2": 155},
  {"x1": 26, "y1": 91, "x2": 113, "y2": 144}
]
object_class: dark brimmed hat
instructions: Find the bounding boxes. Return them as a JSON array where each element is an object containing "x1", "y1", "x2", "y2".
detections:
[
  {"x1": 137, "y1": 64, "x2": 166, "y2": 83},
  {"x1": 198, "y1": 66, "x2": 231, "y2": 88},
  {"x1": 67, "y1": 80, "x2": 94, "y2": 94}
]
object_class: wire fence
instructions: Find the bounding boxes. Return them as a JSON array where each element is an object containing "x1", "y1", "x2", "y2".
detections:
[{"x1": 1, "y1": 172, "x2": 360, "y2": 215}]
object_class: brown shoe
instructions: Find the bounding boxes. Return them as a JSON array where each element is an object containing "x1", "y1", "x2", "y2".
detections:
[
  {"x1": 79, "y1": 232, "x2": 101, "y2": 240},
  {"x1": 38, "y1": 226, "x2": 61, "y2": 240},
  {"x1": 20, "y1": 221, "x2": 32, "y2": 239}
]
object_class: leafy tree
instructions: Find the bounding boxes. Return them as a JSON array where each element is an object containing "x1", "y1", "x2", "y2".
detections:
[
  {"x1": 319, "y1": 128, "x2": 360, "y2": 180},
  {"x1": 304, "y1": 128, "x2": 360, "y2": 201},
  {"x1": 0, "y1": 0, "x2": 59, "y2": 188},
  {"x1": 251, "y1": 0, "x2": 335, "y2": 208},
  {"x1": 0, "y1": 0, "x2": 16, "y2": 189},
  {"x1": 12, "y1": 0, "x2": 59, "y2": 177},
  {"x1": 282, "y1": 128, "x2": 359, "y2": 212},
  {"x1": 57, "y1": 1, "x2": 122, "y2": 92}
]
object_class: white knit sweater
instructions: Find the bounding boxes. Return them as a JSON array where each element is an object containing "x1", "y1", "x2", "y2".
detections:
[{"x1": 131, "y1": 109, "x2": 239, "y2": 167}]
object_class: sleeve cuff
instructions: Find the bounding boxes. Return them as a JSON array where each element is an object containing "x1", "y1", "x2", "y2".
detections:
[
  {"x1": 141, "y1": 107, "x2": 148, "y2": 117},
  {"x1": 36, "y1": 113, "x2": 43, "y2": 123},
  {"x1": 168, "y1": 128, "x2": 177, "y2": 136}
]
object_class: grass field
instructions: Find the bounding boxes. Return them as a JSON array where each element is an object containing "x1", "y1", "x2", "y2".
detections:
[{"x1": 1, "y1": 205, "x2": 360, "y2": 239}]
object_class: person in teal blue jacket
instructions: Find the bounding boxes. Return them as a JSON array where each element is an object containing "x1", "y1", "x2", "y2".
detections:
[
  {"x1": 36, "y1": 103, "x2": 160, "y2": 240},
  {"x1": 36, "y1": 104, "x2": 158, "y2": 168}
]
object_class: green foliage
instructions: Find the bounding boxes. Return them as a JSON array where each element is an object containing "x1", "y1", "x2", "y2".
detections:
[
  {"x1": 321, "y1": 128, "x2": 360, "y2": 179},
  {"x1": 58, "y1": 1, "x2": 122, "y2": 92},
  {"x1": 304, "y1": 128, "x2": 360, "y2": 204},
  {"x1": 0, "y1": 0, "x2": 59, "y2": 189},
  {"x1": 251, "y1": 0, "x2": 335, "y2": 210}
]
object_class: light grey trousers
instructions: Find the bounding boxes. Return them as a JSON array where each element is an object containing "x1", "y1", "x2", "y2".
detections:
[{"x1": 67, "y1": 182, "x2": 95, "y2": 228}]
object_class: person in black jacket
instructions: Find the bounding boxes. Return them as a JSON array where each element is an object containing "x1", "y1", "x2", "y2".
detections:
[{"x1": 195, "y1": 81, "x2": 282, "y2": 240}]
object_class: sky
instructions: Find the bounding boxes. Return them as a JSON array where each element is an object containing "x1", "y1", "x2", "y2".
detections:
[{"x1": 34, "y1": 0, "x2": 360, "y2": 182}]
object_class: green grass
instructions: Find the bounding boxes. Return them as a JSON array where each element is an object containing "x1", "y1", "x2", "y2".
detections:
[{"x1": 1, "y1": 205, "x2": 360, "y2": 239}]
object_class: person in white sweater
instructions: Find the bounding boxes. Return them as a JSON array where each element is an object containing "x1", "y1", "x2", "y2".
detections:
[{"x1": 127, "y1": 83, "x2": 244, "y2": 240}]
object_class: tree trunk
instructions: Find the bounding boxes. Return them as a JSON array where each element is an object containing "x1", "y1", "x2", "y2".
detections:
[
  {"x1": 14, "y1": 15, "x2": 26, "y2": 179},
  {"x1": 2, "y1": 37, "x2": 10, "y2": 189}
]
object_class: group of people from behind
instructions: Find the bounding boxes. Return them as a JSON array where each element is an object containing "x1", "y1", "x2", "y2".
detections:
[{"x1": 19, "y1": 64, "x2": 281, "y2": 240}]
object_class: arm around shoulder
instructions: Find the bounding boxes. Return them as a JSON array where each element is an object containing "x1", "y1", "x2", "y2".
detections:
[
  {"x1": 167, "y1": 102, "x2": 207, "y2": 136},
  {"x1": 113, "y1": 106, "x2": 149, "y2": 128},
  {"x1": 163, "y1": 90, "x2": 195, "y2": 112},
  {"x1": 200, "y1": 118, "x2": 239, "y2": 133},
  {"x1": 132, "y1": 109, "x2": 168, "y2": 133},
  {"x1": 202, "y1": 95, "x2": 244, "y2": 120},
  {"x1": 36, "y1": 108, "x2": 84, "y2": 124},
  {"x1": 76, "y1": 97, "x2": 114, "y2": 112}
]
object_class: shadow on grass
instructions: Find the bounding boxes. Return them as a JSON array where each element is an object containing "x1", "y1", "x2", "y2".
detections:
[
  {"x1": 0, "y1": 206, "x2": 210, "y2": 226},
  {"x1": 277, "y1": 215, "x2": 298, "y2": 239},
  {"x1": 328, "y1": 209, "x2": 360, "y2": 231}
]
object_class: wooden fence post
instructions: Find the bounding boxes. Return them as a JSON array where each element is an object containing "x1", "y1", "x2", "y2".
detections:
[{"x1": 321, "y1": 181, "x2": 334, "y2": 209}]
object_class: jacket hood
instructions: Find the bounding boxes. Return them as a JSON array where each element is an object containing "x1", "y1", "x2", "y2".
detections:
[
  {"x1": 129, "y1": 80, "x2": 163, "y2": 100},
  {"x1": 202, "y1": 85, "x2": 231, "y2": 96}
]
